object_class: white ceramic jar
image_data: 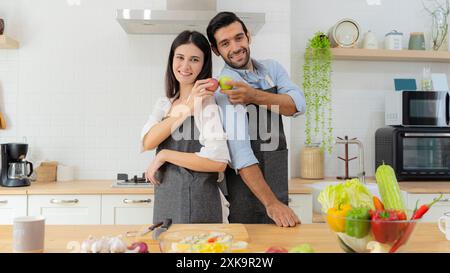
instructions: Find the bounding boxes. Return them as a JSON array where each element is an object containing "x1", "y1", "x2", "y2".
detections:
[
  {"x1": 362, "y1": 30, "x2": 378, "y2": 49},
  {"x1": 384, "y1": 30, "x2": 403, "y2": 50}
]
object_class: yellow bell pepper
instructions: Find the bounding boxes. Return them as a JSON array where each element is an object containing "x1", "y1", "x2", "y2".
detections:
[{"x1": 327, "y1": 204, "x2": 352, "y2": 232}]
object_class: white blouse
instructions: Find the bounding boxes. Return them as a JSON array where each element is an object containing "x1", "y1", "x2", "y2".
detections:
[
  {"x1": 140, "y1": 96, "x2": 231, "y2": 163},
  {"x1": 140, "y1": 95, "x2": 231, "y2": 223}
]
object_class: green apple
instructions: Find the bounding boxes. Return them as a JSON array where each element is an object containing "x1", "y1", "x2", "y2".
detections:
[
  {"x1": 218, "y1": 76, "x2": 233, "y2": 90},
  {"x1": 288, "y1": 244, "x2": 315, "y2": 253}
]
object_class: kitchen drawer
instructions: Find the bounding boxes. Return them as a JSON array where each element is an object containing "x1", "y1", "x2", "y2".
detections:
[
  {"x1": 28, "y1": 195, "x2": 101, "y2": 225},
  {"x1": 101, "y1": 195, "x2": 154, "y2": 225},
  {"x1": 288, "y1": 194, "x2": 313, "y2": 224},
  {"x1": 0, "y1": 195, "x2": 27, "y2": 224},
  {"x1": 407, "y1": 193, "x2": 450, "y2": 222}
]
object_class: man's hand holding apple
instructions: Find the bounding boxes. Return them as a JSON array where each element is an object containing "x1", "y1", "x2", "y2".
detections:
[{"x1": 220, "y1": 78, "x2": 258, "y2": 105}]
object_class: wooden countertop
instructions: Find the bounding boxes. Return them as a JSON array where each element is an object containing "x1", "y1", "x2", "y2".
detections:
[
  {"x1": 25, "y1": 180, "x2": 155, "y2": 195},
  {"x1": 1, "y1": 177, "x2": 450, "y2": 195},
  {"x1": 291, "y1": 177, "x2": 450, "y2": 193},
  {"x1": 0, "y1": 179, "x2": 313, "y2": 195},
  {"x1": 0, "y1": 223, "x2": 448, "y2": 253}
]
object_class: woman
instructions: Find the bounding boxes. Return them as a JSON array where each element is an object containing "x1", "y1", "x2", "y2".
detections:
[{"x1": 141, "y1": 31, "x2": 230, "y2": 224}]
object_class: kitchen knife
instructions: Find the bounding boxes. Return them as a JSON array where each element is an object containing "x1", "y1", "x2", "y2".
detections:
[
  {"x1": 140, "y1": 221, "x2": 164, "y2": 236},
  {"x1": 152, "y1": 218, "x2": 172, "y2": 240}
]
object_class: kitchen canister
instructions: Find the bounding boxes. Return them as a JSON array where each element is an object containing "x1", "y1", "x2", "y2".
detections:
[
  {"x1": 300, "y1": 144, "x2": 324, "y2": 179},
  {"x1": 384, "y1": 30, "x2": 403, "y2": 50},
  {"x1": 408, "y1": 32, "x2": 426, "y2": 50},
  {"x1": 57, "y1": 165, "x2": 75, "y2": 181},
  {"x1": 35, "y1": 161, "x2": 58, "y2": 182},
  {"x1": 362, "y1": 30, "x2": 378, "y2": 49}
]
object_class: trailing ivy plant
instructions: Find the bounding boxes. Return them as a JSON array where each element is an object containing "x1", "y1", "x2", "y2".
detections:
[{"x1": 303, "y1": 32, "x2": 333, "y2": 154}]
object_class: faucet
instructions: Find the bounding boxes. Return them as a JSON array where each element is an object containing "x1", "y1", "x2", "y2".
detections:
[{"x1": 335, "y1": 138, "x2": 366, "y2": 184}]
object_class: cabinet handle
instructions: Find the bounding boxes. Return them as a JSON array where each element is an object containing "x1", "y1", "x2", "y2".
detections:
[
  {"x1": 0, "y1": 200, "x2": 8, "y2": 204},
  {"x1": 50, "y1": 198, "x2": 79, "y2": 204},
  {"x1": 123, "y1": 198, "x2": 152, "y2": 204}
]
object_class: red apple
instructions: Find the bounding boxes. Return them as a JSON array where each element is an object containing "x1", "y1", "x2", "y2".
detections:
[
  {"x1": 206, "y1": 78, "x2": 219, "y2": 91},
  {"x1": 265, "y1": 246, "x2": 288, "y2": 253}
]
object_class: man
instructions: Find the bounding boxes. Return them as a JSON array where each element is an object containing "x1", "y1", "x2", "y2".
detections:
[{"x1": 206, "y1": 12, "x2": 306, "y2": 227}]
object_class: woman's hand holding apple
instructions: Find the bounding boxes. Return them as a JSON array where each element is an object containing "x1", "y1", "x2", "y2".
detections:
[{"x1": 182, "y1": 79, "x2": 215, "y2": 114}]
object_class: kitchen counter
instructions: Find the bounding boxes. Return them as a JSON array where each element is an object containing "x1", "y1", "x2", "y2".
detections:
[
  {"x1": 1, "y1": 178, "x2": 450, "y2": 195},
  {"x1": 0, "y1": 223, "x2": 448, "y2": 253},
  {"x1": 291, "y1": 177, "x2": 450, "y2": 193},
  {"x1": 0, "y1": 180, "x2": 313, "y2": 195}
]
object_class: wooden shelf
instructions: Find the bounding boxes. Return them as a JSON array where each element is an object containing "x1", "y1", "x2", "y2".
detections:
[
  {"x1": 331, "y1": 47, "x2": 450, "y2": 63},
  {"x1": 0, "y1": 35, "x2": 19, "y2": 49}
]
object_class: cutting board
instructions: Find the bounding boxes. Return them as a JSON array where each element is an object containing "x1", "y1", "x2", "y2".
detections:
[{"x1": 138, "y1": 224, "x2": 249, "y2": 242}]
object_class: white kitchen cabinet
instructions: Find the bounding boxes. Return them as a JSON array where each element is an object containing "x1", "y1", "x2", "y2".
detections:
[
  {"x1": 101, "y1": 195, "x2": 154, "y2": 225},
  {"x1": 28, "y1": 195, "x2": 101, "y2": 225},
  {"x1": 406, "y1": 193, "x2": 450, "y2": 222},
  {"x1": 288, "y1": 194, "x2": 313, "y2": 224},
  {"x1": 0, "y1": 195, "x2": 27, "y2": 224}
]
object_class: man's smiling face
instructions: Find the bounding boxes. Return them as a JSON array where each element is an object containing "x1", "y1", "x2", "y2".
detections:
[{"x1": 213, "y1": 21, "x2": 251, "y2": 70}]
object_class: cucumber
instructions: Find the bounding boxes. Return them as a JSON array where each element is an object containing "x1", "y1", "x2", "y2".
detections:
[{"x1": 375, "y1": 163, "x2": 406, "y2": 210}]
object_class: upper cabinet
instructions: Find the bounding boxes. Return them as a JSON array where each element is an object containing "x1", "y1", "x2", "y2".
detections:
[
  {"x1": 331, "y1": 48, "x2": 450, "y2": 63},
  {"x1": 0, "y1": 35, "x2": 19, "y2": 49}
]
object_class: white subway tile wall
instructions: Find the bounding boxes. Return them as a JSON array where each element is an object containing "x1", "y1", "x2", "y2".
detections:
[
  {"x1": 291, "y1": 0, "x2": 450, "y2": 178},
  {"x1": 0, "y1": 0, "x2": 292, "y2": 179}
]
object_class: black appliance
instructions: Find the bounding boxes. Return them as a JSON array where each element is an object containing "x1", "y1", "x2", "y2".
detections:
[
  {"x1": 1, "y1": 143, "x2": 33, "y2": 187},
  {"x1": 375, "y1": 126, "x2": 450, "y2": 181}
]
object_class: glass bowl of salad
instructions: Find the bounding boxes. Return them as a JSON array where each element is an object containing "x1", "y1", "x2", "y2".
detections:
[
  {"x1": 158, "y1": 231, "x2": 234, "y2": 253},
  {"x1": 326, "y1": 208, "x2": 421, "y2": 253}
]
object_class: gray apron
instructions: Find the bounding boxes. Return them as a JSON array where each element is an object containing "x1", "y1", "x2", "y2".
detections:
[
  {"x1": 225, "y1": 78, "x2": 289, "y2": 224},
  {"x1": 153, "y1": 116, "x2": 223, "y2": 224}
]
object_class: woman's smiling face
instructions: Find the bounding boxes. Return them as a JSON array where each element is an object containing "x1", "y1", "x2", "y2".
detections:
[{"x1": 172, "y1": 43, "x2": 205, "y2": 85}]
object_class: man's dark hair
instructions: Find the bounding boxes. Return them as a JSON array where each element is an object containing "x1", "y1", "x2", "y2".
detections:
[
  {"x1": 165, "y1": 30, "x2": 212, "y2": 99},
  {"x1": 206, "y1": 11, "x2": 249, "y2": 48}
]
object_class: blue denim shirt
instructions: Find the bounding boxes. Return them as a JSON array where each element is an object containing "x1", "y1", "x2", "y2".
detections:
[{"x1": 215, "y1": 59, "x2": 306, "y2": 171}]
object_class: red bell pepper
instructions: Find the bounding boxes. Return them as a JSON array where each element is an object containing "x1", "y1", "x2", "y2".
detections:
[{"x1": 370, "y1": 210, "x2": 407, "y2": 244}]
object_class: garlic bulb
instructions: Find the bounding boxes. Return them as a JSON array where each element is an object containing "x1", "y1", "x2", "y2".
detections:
[
  {"x1": 109, "y1": 236, "x2": 127, "y2": 253},
  {"x1": 91, "y1": 236, "x2": 110, "y2": 253},
  {"x1": 81, "y1": 235, "x2": 96, "y2": 253}
]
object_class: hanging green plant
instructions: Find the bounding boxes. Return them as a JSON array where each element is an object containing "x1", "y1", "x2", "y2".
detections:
[{"x1": 303, "y1": 31, "x2": 333, "y2": 154}]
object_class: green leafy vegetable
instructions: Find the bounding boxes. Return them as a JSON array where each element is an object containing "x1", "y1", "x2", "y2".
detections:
[{"x1": 318, "y1": 178, "x2": 375, "y2": 213}]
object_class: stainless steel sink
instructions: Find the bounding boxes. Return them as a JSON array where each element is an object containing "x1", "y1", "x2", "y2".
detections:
[{"x1": 307, "y1": 182, "x2": 380, "y2": 214}]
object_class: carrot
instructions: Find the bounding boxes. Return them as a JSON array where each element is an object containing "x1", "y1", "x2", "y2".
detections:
[{"x1": 373, "y1": 196, "x2": 385, "y2": 211}]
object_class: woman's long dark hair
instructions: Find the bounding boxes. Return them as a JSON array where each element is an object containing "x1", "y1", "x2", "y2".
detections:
[{"x1": 165, "y1": 31, "x2": 212, "y2": 99}]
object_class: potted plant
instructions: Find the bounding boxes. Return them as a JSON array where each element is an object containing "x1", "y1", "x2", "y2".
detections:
[
  {"x1": 423, "y1": 0, "x2": 450, "y2": 51},
  {"x1": 300, "y1": 32, "x2": 333, "y2": 179}
]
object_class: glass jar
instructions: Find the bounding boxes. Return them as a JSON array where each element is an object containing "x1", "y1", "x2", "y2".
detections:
[{"x1": 300, "y1": 144, "x2": 324, "y2": 179}]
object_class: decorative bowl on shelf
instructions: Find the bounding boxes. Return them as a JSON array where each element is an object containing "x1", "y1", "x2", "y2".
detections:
[{"x1": 326, "y1": 210, "x2": 420, "y2": 253}]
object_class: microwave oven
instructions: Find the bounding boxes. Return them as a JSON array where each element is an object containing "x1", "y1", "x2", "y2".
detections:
[
  {"x1": 385, "y1": 91, "x2": 449, "y2": 127},
  {"x1": 375, "y1": 126, "x2": 450, "y2": 181}
]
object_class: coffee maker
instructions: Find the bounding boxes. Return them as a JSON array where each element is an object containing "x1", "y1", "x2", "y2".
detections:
[{"x1": 1, "y1": 143, "x2": 33, "y2": 187}]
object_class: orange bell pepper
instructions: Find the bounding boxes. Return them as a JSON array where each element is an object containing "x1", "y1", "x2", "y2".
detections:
[{"x1": 327, "y1": 204, "x2": 352, "y2": 232}]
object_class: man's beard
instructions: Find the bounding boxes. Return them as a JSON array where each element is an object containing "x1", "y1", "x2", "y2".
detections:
[{"x1": 225, "y1": 47, "x2": 251, "y2": 69}]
